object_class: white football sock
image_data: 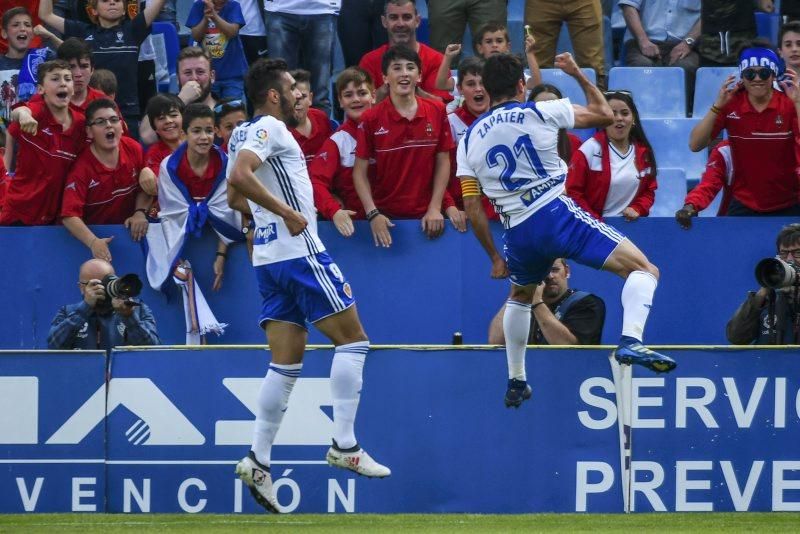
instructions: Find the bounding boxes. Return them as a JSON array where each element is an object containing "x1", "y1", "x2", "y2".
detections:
[
  {"x1": 330, "y1": 341, "x2": 368, "y2": 450},
  {"x1": 621, "y1": 270, "x2": 658, "y2": 342},
  {"x1": 251, "y1": 362, "x2": 302, "y2": 466},
  {"x1": 503, "y1": 300, "x2": 531, "y2": 381}
]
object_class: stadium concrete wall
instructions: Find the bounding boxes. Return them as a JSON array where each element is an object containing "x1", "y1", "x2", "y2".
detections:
[
  {"x1": 0, "y1": 218, "x2": 795, "y2": 348},
  {"x1": 1, "y1": 346, "x2": 799, "y2": 513}
]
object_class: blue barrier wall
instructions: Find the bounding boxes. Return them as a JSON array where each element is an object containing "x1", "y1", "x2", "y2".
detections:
[
  {"x1": 2, "y1": 347, "x2": 799, "y2": 513},
  {"x1": 0, "y1": 218, "x2": 794, "y2": 348}
]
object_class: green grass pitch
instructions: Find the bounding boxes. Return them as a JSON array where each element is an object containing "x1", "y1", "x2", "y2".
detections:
[{"x1": 1, "y1": 513, "x2": 799, "y2": 532}]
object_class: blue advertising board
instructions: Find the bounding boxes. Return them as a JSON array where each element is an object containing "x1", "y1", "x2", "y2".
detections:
[
  {"x1": 99, "y1": 346, "x2": 800, "y2": 513},
  {"x1": 0, "y1": 351, "x2": 106, "y2": 513},
  {"x1": 2, "y1": 347, "x2": 799, "y2": 513}
]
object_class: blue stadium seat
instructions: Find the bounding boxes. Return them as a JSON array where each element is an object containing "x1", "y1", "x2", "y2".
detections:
[
  {"x1": 699, "y1": 190, "x2": 723, "y2": 217},
  {"x1": 537, "y1": 67, "x2": 597, "y2": 105},
  {"x1": 755, "y1": 12, "x2": 781, "y2": 46},
  {"x1": 608, "y1": 66, "x2": 686, "y2": 118},
  {"x1": 649, "y1": 168, "x2": 686, "y2": 217},
  {"x1": 151, "y1": 22, "x2": 180, "y2": 93},
  {"x1": 641, "y1": 118, "x2": 707, "y2": 180},
  {"x1": 508, "y1": 0, "x2": 525, "y2": 21},
  {"x1": 693, "y1": 67, "x2": 738, "y2": 117}
]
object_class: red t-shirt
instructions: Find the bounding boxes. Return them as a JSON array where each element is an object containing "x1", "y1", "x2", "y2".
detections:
[
  {"x1": 309, "y1": 119, "x2": 373, "y2": 220},
  {"x1": 146, "y1": 139, "x2": 175, "y2": 176},
  {"x1": 291, "y1": 107, "x2": 332, "y2": 163},
  {"x1": 0, "y1": 100, "x2": 86, "y2": 225},
  {"x1": 359, "y1": 43, "x2": 453, "y2": 103},
  {"x1": 711, "y1": 89, "x2": 800, "y2": 212},
  {"x1": 61, "y1": 136, "x2": 144, "y2": 224},
  {"x1": 356, "y1": 95, "x2": 455, "y2": 218},
  {"x1": 176, "y1": 149, "x2": 222, "y2": 200}
]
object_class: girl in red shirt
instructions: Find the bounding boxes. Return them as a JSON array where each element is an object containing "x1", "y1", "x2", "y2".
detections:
[{"x1": 566, "y1": 90, "x2": 658, "y2": 221}]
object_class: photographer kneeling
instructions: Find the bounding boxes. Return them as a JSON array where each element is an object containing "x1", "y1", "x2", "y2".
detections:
[
  {"x1": 727, "y1": 224, "x2": 800, "y2": 345},
  {"x1": 48, "y1": 259, "x2": 160, "y2": 351}
]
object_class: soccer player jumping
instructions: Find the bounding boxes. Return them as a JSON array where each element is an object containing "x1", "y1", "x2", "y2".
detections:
[
  {"x1": 457, "y1": 53, "x2": 676, "y2": 409},
  {"x1": 226, "y1": 59, "x2": 390, "y2": 513}
]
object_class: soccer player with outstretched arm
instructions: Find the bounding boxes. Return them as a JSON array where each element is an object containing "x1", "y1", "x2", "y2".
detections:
[
  {"x1": 226, "y1": 58, "x2": 390, "y2": 513},
  {"x1": 457, "y1": 52, "x2": 676, "y2": 409}
]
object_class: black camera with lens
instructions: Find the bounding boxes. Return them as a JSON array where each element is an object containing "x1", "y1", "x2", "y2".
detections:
[
  {"x1": 95, "y1": 274, "x2": 143, "y2": 313},
  {"x1": 755, "y1": 258, "x2": 800, "y2": 289}
]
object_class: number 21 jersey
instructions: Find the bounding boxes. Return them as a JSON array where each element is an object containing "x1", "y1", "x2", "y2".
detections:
[{"x1": 456, "y1": 99, "x2": 574, "y2": 228}]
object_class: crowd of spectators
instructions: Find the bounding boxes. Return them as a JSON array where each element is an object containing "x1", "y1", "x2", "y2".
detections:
[{"x1": 0, "y1": 0, "x2": 800, "y2": 346}]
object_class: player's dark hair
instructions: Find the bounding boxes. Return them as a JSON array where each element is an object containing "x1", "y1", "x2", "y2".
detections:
[
  {"x1": 146, "y1": 93, "x2": 184, "y2": 127},
  {"x1": 213, "y1": 97, "x2": 247, "y2": 126},
  {"x1": 384, "y1": 0, "x2": 417, "y2": 15},
  {"x1": 89, "y1": 68, "x2": 117, "y2": 96},
  {"x1": 604, "y1": 91, "x2": 658, "y2": 178},
  {"x1": 456, "y1": 56, "x2": 484, "y2": 87},
  {"x1": 381, "y1": 44, "x2": 421, "y2": 75},
  {"x1": 482, "y1": 53, "x2": 524, "y2": 102},
  {"x1": 780, "y1": 21, "x2": 800, "y2": 46},
  {"x1": 182, "y1": 103, "x2": 214, "y2": 131},
  {"x1": 335, "y1": 66, "x2": 374, "y2": 97},
  {"x1": 527, "y1": 83, "x2": 571, "y2": 161},
  {"x1": 84, "y1": 98, "x2": 118, "y2": 122},
  {"x1": 2, "y1": 7, "x2": 31, "y2": 29},
  {"x1": 246, "y1": 58, "x2": 290, "y2": 109},
  {"x1": 473, "y1": 21, "x2": 509, "y2": 51},
  {"x1": 777, "y1": 223, "x2": 800, "y2": 251},
  {"x1": 290, "y1": 69, "x2": 311, "y2": 87},
  {"x1": 37, "y1": 59, "x2": 72, "y2": 85},
  {"x1": 57, "y1": 37, "x2": 95, "y2": 69}
]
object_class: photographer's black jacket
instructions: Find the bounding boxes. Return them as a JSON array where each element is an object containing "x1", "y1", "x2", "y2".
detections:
[
  {"x1": 47, "y1": 300, "x2": 160, "y2": 351},
  {"x1": 726, "y1": 291, "x2": 799, "y2": 345}
]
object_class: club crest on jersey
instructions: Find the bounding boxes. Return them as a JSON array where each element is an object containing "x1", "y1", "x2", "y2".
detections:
[
  {"x1": 425, "y1": 123, "x2": 433, "y2": 136},
  {"x1": 116, "y1": 31, "x2": 124, "y2": 43},
  {"x1": 776, "y1": 114, "x2": 784, "y2": 127},
  {"x1": 343, "y1": 283, "x2": 353, "y2": 299},
  {"x1": 255, "y1": 129, "x2": 268, "y2": 141}
]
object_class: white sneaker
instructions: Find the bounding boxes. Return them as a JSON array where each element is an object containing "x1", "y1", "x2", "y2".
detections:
[
  {"x1": 326, "y1": 445, "x2": 391, "y2": 478},
  {"x1": 235, "y1": 452, "x2": 280, "y2": 513}
]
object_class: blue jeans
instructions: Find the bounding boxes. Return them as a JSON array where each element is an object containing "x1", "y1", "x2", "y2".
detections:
[
  {"x1": 213, "y1": 78, "x2": 245, "y2": 101},
  {"x1": 266, "y1": 12, "x2": 336, "y2": 116}
]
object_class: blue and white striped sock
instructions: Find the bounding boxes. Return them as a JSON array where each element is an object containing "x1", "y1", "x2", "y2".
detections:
[
  {"x1": 251, "y1": 362, "x2": 302, "y2": 466},
  {"x1": 330, "y1": 341, "x2": 369, "y2": 450}
]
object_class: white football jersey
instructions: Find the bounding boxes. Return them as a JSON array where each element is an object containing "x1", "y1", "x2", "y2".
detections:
[
  {"x1": 456, "y1": 99, "x2": 574, "y2": 228},
  {"x1": 227, "y1": 115, "x2": 326, "y2": 266}
]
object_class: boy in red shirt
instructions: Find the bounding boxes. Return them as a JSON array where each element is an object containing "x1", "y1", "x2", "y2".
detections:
[
  {"x1": 354, "y1": 45, "x2": 459, "y2": 247},
  {"x1": 289, "y1": 69, "x2": 332, "y2": 163},
  {"x1": 0, "y1": 59, "x2": 86, "y2": 226},
  {"x1": 310, "y1": 66, "x2": 375, "y2": 237},
  {"x1": 61, "y1": 98, "x2": 153, "y2": 261}
]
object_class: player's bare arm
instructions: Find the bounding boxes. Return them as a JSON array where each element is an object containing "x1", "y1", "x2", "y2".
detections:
[
  {"x1": 555, "y1": 53, "x2": 613, "y2": 130},
  {"x1": 461, "y1": 177, "x2": 507, "y2": 279},
  {"x1": 228, "y1": 149, "x2": 307, "y2": 236}
]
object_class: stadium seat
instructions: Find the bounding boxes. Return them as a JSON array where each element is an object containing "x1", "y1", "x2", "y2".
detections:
[
  {"x1": 693, "y1": 67, "x2": 739, "y2": 117},
  {"x1": 641, "y1": 118, "x2": 706, "y2": 180},
  {"x1": 537, "y1": 67, "x2": 597, "y2": 106},
  {"x1": 151, "y1": 22, "x2": 180, "y2": 93},
  {"x1": 608, "y1": 66, "x2": 686, "y2": 118},
  {"x1": 699, "y1": 190, "x2": 723, "y2": 217},
  {"x1": 755, "y1": 12, "x2": 781, "y2": 46},
  {"x1": 649, "y1": 167, "x2": 686, "y2": 217}
]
